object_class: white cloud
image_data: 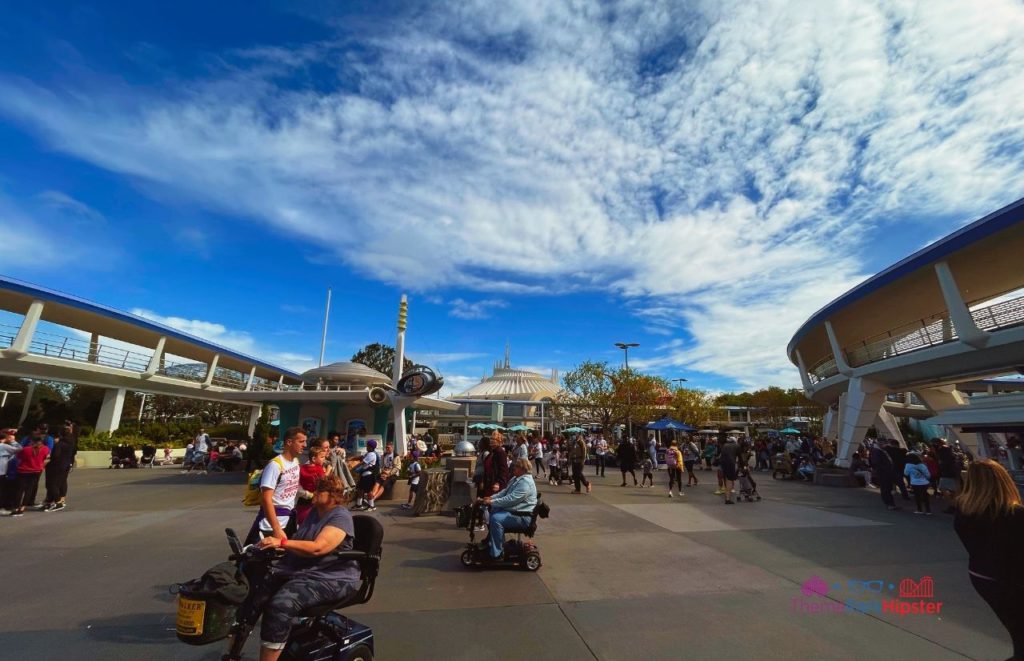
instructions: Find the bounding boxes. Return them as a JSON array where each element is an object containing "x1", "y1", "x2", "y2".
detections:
[
  {"x1": 2, "y1": 0, "x2": 1024, "y2": 385},
  {"x1": 0, "y1": 195, "x2": 68, "y2": 267},
  {"x1": 37, "y1": 190, "x2": 105, "y2": 223},
  {"x1": 438, "y1": 374, "x2": 482, "y2": 397},
  {"x1": 407, "y1": 352, "x2": 487, "y2": 365},
  {"x1": 130, "y1": 307, "x2": 316, "y2": 373},
  {"x1": 448, "y1": 298, "x2": 509, "y2": 320}
]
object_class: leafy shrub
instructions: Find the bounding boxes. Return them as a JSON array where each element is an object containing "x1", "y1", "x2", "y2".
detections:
[{"x1": 78, "y1": 432, "x2": 149, "y2": 450}]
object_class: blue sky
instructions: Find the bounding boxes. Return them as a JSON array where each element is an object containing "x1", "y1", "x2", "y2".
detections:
[{"x1": 2, "y1": 1, "x2": 1023, "y2": 395}]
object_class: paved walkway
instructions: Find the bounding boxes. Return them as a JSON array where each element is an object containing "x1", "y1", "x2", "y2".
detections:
[{"x1": 0, "y1": 466, "x2": 1012, "y2": 660}]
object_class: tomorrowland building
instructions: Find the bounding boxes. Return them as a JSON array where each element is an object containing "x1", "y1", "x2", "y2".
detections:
[{"x1": 419, "y1": 347, "x2": 561, "y2": 438}]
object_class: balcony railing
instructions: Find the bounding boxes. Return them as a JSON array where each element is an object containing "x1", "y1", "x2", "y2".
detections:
[
  {"x1": 0, "y1": 323, "x2": 266, "y2": 392},
  {"x1": 805, "y1": 293, "x2": 1024, "y2": 384}
]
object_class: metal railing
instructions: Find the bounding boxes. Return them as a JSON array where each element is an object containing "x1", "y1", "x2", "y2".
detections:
[
  {"x1": 807, "y1": 357, "x2": 838, "y2": 384},
  {"x1": 0, "y1": 324, "x2": 17, "y2": 350},
  {"x1": 805, "y1": 293, "x2": 1024, "y2": 383},
  {"x1": 28, "y1": 327, "x2": 153, "y2": 372},
  {"x1": 972, "y1": 294, "x2": 1024, "y2": 332},
  {"x1": 0, "y1": 322, "x2": 268, "y2": 392}
]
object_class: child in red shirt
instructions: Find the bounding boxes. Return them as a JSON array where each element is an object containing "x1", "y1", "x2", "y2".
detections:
[{"x1": 295, "y1": 446, "x2": 327, "y2": 525}]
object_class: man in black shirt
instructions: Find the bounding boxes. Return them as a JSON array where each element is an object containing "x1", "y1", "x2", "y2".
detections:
[
  {"x1": 869, "y1": 442, "x2": 899, "y2": 510},
  {"x1": 885, "y1": 439, "x2": 910, "y2": 501}
]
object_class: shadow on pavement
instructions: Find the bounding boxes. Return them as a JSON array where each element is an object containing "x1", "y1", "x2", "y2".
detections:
[
  {"x1": 122, "y1": 473, "x2": 247, "y2": 487},
  {"x1": 82, "y1": 612, "x2": 179, "y2": 645}
]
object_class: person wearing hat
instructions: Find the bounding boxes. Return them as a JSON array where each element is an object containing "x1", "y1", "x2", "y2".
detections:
[
  {"x1": 402, "y1": 450, "x2": 423, "y2": 509},
  {"x1": 352, "y1": 440, "x2": 380, "y2": 511}
]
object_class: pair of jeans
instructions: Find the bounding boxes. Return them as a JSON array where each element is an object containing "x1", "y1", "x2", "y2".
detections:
[
  {"x1": 488, "y1": 510, "x2": 532, "y2": 558},
  {"x1": 667, "y1": 466, "x2": 683, "y2": 491},
  {"x1": 877, "y1": 477, "x2": 895, "y2": 507},
  {"x1": 912, "y1": 484, "x2": 931, "y2": 513},
  {"x1": 44, "y1": 465, "x2": 70, "y2": 503},
  {"x1": 571, "y1": 462, "x2": 589, "y2": 492},
  {"x1": 594, "y1": 454, "x2": 606, "y2": 476},
  {"x1": 534, "y1": 458, "x2": 546, "y2": 475},
  {"x1": 14, "y1": 472, "x2": 42, "y2": 510}
]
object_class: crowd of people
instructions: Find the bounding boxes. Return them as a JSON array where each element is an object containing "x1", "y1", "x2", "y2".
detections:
[
  {"x1": 471, "y1": 429, "x2": 761, "y2": 504},
  {"x1": 0, "y1": 422, "x2": 78, "y2": 516},
  {"x1": 849, "y1": 436, "x2": 973, "y2": 515}
]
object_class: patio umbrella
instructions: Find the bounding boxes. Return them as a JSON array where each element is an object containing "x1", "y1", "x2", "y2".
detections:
[
  {"x1": 507, "y1": 424, "x2": 531, "y2": 431},
  {"x1": 563, "y1": 426, "x2": 586, "y2": 433},
  {"x1": 779, "y1": 427, "x2": 801, "y2": 434},
  {"x1": 468, "y1": 423, "x2": 490, "y2": 430},
  {"x1": 646, "y1": 417, "x2": 696, "y2": 432}
]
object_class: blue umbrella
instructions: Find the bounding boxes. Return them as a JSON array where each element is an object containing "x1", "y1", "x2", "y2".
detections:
[
  {"x1": 779, "y1": 427, "x2": 801, "y2": 435},
  {"x1": 563, "y1": 426, "x2": 586, "y2": 433},
  {"x1": 646, "y1": 417, "x2": 696, "y2": 432}
]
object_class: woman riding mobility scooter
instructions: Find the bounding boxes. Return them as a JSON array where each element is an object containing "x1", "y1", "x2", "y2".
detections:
[
  {"x1": 174, "y1": 476, "x2": 382, "y2": 660},
  {"x1": 458, "y1": 458, "x2": 549, "y2": 571}
]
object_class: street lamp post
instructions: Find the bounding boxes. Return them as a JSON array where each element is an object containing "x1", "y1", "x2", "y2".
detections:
[
  {"x1": 135, "y1": 392, "x2": 148, "y2": 425},
  {"x1": 615, "y1": 342, "x2": 639, "y2": 442},
  {"x1": 671, "y1": 378, "x2": 688, "y2": 389}
]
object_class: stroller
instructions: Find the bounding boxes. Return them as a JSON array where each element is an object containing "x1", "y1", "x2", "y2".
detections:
[
  {"x1": 736, "y1": 465, "x2": 761, "y2": 502},
  {"x1": 109, "y1": 444, "x2": 139, "y2": 468},
  {"x1": 140, "y1": 445, "x2": 157, "y2": 468}
]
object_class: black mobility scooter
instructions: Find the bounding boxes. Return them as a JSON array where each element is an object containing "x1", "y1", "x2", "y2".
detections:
[
  {"x1": 174, "y1": 515, "x2": 383, "y2": 661},
  {"x1": 457, "y1": 497, "x2": 549, "y2": 571}
]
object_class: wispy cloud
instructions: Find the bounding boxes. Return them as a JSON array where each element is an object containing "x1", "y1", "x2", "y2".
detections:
[
  {"x1": 448, "y1": 298, "x2": 509, "y2": 320},
  {"x1": 407, "y1": 352, "x2": 487, "y2": 365},
  {"x1": 2, "y1": 0, "x2": 1023, "y2": 386},
  {"x1": 37, "y1": 190, "x2": 105, "y2": 223},
  {"x1": 130, "y1": 307, "x2": 316, "y2": 372}
]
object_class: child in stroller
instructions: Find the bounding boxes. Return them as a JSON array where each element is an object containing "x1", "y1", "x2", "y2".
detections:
[{"x1": 736, "y1": 464, "x2": 761, "y2": 502}]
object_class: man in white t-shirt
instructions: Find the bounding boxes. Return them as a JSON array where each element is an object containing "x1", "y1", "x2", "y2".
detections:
[
  {"x1": 245, "y1": 427, "x2": 305, "y2": 544},
  {"x1": 194, "y1": 429, "x2": 210, "y2": 455}
]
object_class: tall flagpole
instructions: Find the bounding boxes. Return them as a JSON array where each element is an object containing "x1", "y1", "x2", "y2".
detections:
[{"x1": 318, "y1": 287, "x2": 332, "y2": 367}]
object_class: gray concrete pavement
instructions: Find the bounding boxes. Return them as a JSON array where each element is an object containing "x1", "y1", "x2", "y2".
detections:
[{"x1": 0, "y1": 466, "x2": 1012, "y2": 660}]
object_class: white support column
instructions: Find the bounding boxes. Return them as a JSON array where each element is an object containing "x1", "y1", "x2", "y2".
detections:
[
  {"x1": 88, "y1": 332, "x2": 100, "y2": 363},
  {"x1": 5, "y1": 300, "x2": 44, "y2": 358},
  {"x1": 824, "y1": 321, "x2": 854, "y2": 376},
  {"x1": 96, "y1": 388, "x2": 127, "y2": 434},
  {"x1": 822, "y1": 406, "x2": 838, "y2": 441},
  {"x1": 794, "y1": 349, "x2": 813, "y2": 392},
  {"x1": 277, "y1": 374, "x2": 284, "y2": 391},
  {"x1": 390, "y1": 395, "x2": 412, "y2": 455},
  {"x1": 913, "y1": 385, "x2": 968, "y2": 445},
  {"x1": 143, "y1": 336, "x2": 167, "y2": 378},
  {"x1": 245, "y1": 366, "x2": 257, "y2": 391},
  {"x1": 17, "y1": 380, "x2": 36, "y2": 426},
  {"x1": 836, "y1": 377, "x2": 887, "y2": 467},
  {"x1": 934, "y1": 261, "x2": 989, "y2": 348},
  {"x1": 873, "y1": 406, "x2": 905, "y2": 445},
  {"x1": 247, "y1": 406, "x2": 261, "y2": 438},
  {"x1": 202, "y1": 354, "x2": 220, "y2": 387}
]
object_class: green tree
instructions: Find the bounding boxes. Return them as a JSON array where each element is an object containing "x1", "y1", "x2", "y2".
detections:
[
  {"x1": 611, "y1": 369, "x2": 670, "y2": 437},
  {"x1": 669, "y1": 387, "x2": 716, "y2": 428},
  {"x1": 351, "y1": 342, "x2": 413, "y2": 376},
  {"x1": 553, "y1": 360, "x2": 617, "y2": 430}
]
